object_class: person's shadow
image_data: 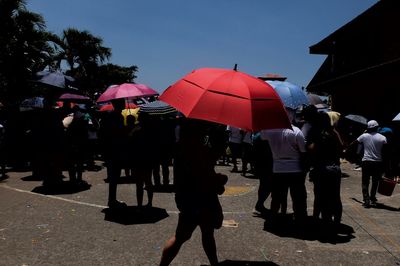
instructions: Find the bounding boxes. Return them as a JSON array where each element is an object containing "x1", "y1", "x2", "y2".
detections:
[
  {"x1": 21, "y1": 174, "x2": 43, "y2": 181},
  {"x1": 255, "y1": 210, "x2": 355, "y2": 244},
  {"x1": 216, "y1": 260, "x2": 278, "y2": 265},
  {"x1": 102, "y1": 206, "x2": 169, "y2": 225},
  {"x1": 351, "y1": 197, "x2": 400, "y2": 211},
  {"x1": 32, "y1": 180, "x2": 91, "y2": 195}
]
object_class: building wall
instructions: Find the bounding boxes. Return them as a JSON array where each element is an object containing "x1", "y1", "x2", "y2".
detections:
[{"x1": 330, "y1": 62, "x2": 400, "y2": 126}]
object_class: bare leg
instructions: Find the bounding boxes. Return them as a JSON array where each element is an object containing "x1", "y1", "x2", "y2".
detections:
[
  {"x1": 160, "y1": 235, "x2": 184, "y2": 266},
  {"x1": 144, "y1": 173, "x2": 153, "y2": 207},
  {"x1": 160, "y1": 213, "x2": 196, "y2": 266},
  {"x1": 200, "y1": 224, "x2": 218, "y2": 266}
]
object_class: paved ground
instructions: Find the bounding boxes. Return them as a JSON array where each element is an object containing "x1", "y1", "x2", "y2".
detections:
[{"x1": 1, "y1": 160, "x2": 400, "y2": 266}]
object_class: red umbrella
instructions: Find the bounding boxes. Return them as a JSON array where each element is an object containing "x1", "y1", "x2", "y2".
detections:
[
  {"x1": 160, "y1": 67, "x2": 291, "y2": 131},
  {"x1": 96, "y1": 83, "x2": 158, "y2": 103},
  {"x1": 98, "y1": 102, "x2": 138, "y2": 112}
]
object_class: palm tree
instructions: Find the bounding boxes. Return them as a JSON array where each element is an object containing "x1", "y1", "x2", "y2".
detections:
[
  {"x1": 52, "y1": 28, "x2": 112, "y2": 76},
  {"x1": 0, "y1": 0, "x2": 56, "y2": 102},
  {"x1": 50, "y1": 28, "x2": 113, "y2": 95}
]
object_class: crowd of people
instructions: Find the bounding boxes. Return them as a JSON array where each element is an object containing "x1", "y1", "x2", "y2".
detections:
[{"x1": 0, "y1": 97, "x2": 398, "y2": 265}]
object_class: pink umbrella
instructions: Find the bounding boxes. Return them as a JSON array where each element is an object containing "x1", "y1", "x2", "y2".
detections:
[
  {"x1": 96, "y1": 83, "x2": 158, "y2": 103},
  {"x1": 59, "y1": 93, "x2": 90, "y2": 101},
  {"x1": 98, "y1": 102, "x2": 138, "y2": 112}
]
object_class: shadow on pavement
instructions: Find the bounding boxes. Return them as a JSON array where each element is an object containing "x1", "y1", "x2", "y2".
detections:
[
  {"x1": 255, "y1": 211, "x2": 355, "y2": 244},
  {"x1": 153, "y1": 184, "x2": 175, "y2": 193},
  {"x1": 242, "y1": 174, "x2": 258, "y2": 179},
  {"x1": 21, "y1": 175, "x2": 43, "y2": 181},
  {"x1": 102, "y1": 206, "x2": 169, "y2": 225},
  {"x1": 217, "y1": 260, "x2": 278, "y2": 265},
  {"x1": 32, "y1": 180, "x2": 91, "y2": 195},
  {"x1": 0, "y1": 175, "x2": 9, "y2": 182},
  {"x1": 351, "y1": 197, "x2": 400, "y2": 211},
  {"x1": 372, "y1": 202, "x2": 400, "y2": 211},
  {"x1": 104, "y1": 176, "x2": 137, "y2": 184}
]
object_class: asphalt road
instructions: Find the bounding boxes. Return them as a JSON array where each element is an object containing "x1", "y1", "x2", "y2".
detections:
[{"x1": 1, "y1": 160, "x2": 400, "y2": 266}]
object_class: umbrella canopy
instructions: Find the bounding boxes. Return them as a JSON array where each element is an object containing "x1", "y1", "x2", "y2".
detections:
[
  {"x1": 20, "y1": 97, "x2": 44, "y2": 111},
  {"x1": 98, "y1": 102, "x2": 138, "y2": 112},
  {"x1": 159, "y1": 68, "x2": 291, "y2": 131},
  {"x1": 59, "y1": 93, "x2": 90, "y2": 101},
  {"x1": 139, "y1": 100, "x2": 177, "y2": 116},
  {"x1": 393, "y1": 112, "x2": 400, "y2": 121},
  {"x1": 35, "y1": 71, "x2": 77, "y2": 90},
  {"x1": 96, "y1": 83, "x2": 158, "y2": 103},
  {"x1": 307, "y1": 93, "x2": 329, "y2": 109},
  {"x1": 345, "y1": 114, "x2": 368, "y2": 126},
  {"x1": 266, "y1": 80, "x2": 309, "y2": 110}
]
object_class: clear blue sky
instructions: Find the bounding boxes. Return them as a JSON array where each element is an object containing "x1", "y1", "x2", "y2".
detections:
[{"x1": 28, "y1": 0, "x2": 377, "y2": 93}]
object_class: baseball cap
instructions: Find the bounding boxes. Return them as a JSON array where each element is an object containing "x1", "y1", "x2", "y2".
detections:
[{"x1": 367, "y1": 120, "x2": 379, "y2": 129}]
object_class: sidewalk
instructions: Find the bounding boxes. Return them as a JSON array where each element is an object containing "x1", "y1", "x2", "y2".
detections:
[{"x1": 1, "y1": 160, "x2": 400, "y2": 265}]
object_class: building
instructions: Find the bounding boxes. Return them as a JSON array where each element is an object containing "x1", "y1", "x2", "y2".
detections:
[{"x1": 307, "y1": 0, "x2": 400, "y2": 124}]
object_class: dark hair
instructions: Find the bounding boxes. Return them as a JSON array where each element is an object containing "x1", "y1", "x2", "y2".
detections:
[
  {"x1": 111, "y1": 98, "x2": 125, "y2": 111},
  {"x1": 316, "y1": 112, "x2": 332, "y2": 131},
  {"x1": 302, "y1": 105, "x2": 318, "y2": 122}
]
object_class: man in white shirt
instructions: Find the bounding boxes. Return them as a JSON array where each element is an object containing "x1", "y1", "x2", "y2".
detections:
[
  {"x1": 355, "y1": 120, "x2": 387, "y2": 207},
  {"x1": 261, "y1": 116, "x2": 308, "y2": 223}
]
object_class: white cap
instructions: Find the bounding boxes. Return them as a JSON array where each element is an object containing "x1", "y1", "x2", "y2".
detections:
[{"x1": 367, "y1": 120, "x2": 379, "y2": 129}]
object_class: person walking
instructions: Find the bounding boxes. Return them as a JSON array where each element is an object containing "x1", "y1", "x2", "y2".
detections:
[
  {"x1": 160, "y1": 119, "x2": 227, "y2": 266},
  {"x1": 349, "y1": 120, "x2": 387, "y2": 208}
]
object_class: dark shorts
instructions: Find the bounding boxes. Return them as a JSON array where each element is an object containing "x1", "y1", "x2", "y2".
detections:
[{"x1": 175, "y1": 194, "x2": 223, "y2": 240}]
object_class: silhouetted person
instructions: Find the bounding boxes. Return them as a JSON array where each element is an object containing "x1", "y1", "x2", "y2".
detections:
[
  {"x1": 124, "y1": 114, "x2": 138, "y2": 178},
  {"x1": 226, "y1": 125, "x2": 243, "y2": 173},
  {"x1": 100, "y1": 98, "x2": 126, "y2": 208},
  {"x1": 307, "y1": 112, "x2": 343, "y2": 223},
  {"x1": 64, "y1": 105, "x2": 89, "y2": 186},
  {"x1": 241, "y1": 130, "x2": 254, "y2": 176},
  {"x1": 31, "y1": 98, "x2": 65, "y2": 186},
  {"x1": 0, "y1": 119, "x2": 6, "y2": 178},
  {"x1": 152, "y1": 116, "x2": 175, "y2": 186},
  {"x1": 253, "y1": 132, "x2": 273, "y2": 213},
  {"x1": 131, "y1": 112, "x2": 154, "y2": 207},
  {"x1": 301, "y1": 105, "x2": 319, "y2": 142},
  {"x1": 160, "y1": 119, "x2": 227, "y2": 266}
]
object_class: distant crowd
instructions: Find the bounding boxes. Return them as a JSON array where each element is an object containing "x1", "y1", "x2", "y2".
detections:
[{"x1": 0, "y1": 99, "x2": 398, "y2": 265}]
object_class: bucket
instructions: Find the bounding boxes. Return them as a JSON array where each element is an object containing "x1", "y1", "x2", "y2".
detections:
[{"x1": 378, "y1": 177, "x2": 397, "y2": 196}]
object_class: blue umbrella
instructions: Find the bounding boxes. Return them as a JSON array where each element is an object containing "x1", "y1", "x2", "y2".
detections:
[
  {"x1": 266, "y1": 80, "x2": 309, "y2": 109},
  {"x1": 35, "y1": 71, "x2": 78, "y2": 90},
  {"x1": 19, "y1": 97, "x2": 44, "y2": 111}
]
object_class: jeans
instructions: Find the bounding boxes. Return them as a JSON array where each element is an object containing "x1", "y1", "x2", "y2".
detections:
[{"x1": 361, "y1": 161, "x2": 383, "y2": 202}]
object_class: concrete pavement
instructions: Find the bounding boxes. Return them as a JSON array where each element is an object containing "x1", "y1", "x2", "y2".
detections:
[{"x1": 1, "y1": 160, "x2": 400, "y2": 265}]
